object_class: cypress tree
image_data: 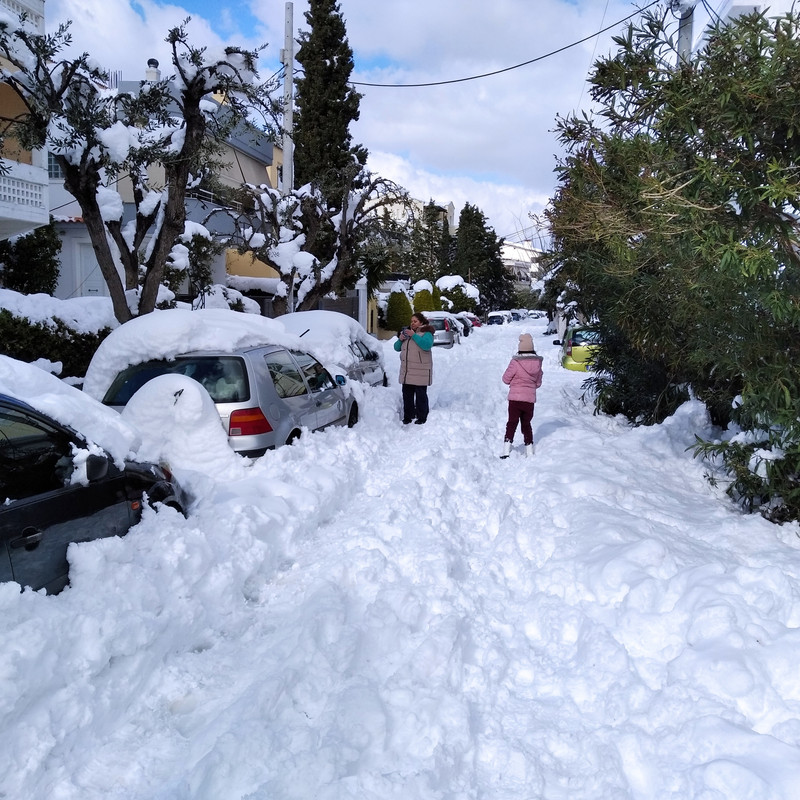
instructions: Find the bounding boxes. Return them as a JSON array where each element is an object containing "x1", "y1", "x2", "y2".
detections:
[
  {"x1": 453, "y1": 203, "x2": 514, "y2": 311},
  {"x1": 404, "y1": 201, "x2": 449, "y2": 283},
  {"x1": 293, "y1": 0, "x2": 367, "y2": 208},
  {"x1": 386, "y1": 290, "x2": 412, "y2": 332},
  {"x1": 413, "y1": 288, "x2": 435, "y2": 312}
]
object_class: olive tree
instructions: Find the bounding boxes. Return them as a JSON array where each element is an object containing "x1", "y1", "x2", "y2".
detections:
[{"x1": 0, "y1": 18, "x2": 279, "y2": 322}]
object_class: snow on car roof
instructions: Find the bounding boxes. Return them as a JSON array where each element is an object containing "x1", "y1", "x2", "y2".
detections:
[
  {"x1": 0, "y1": 355, "x2": 140, "y2": 464},
  {"x1": 83, "y1": 308, "x2": 307, "y2": 400},
  {"x1": 279, "y1": 309, "x2": 382, "y2": 371}
]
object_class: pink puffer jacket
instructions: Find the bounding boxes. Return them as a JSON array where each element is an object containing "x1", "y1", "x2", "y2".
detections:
[{"x1": 502, "y1": 354, "x2": 543, "y2": 403}]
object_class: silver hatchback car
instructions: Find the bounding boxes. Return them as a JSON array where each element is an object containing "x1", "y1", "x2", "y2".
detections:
[
  {"x1": 426, "y1": 312, "x2": 462, "y2": 348},
  {"x1": 101, "y1": 344, "x2": 358, "y2": 457}
]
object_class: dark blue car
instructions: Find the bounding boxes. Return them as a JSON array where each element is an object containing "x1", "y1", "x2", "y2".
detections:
[{"x1": 0, "y1": 394, "x2": 186, "y2": 594}]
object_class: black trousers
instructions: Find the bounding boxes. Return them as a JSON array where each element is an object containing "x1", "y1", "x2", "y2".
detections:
[{"x1": 402, "y1": 384, "x2": 429, "y2": 423}]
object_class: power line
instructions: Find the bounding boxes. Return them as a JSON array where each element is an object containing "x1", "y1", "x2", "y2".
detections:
[
  {"x1": 350, "y1": 0, "x2": 661, "y2": 89},
  {"x1": 577, "y1": 0, "x2": 611, "y2": 111},
  {"x1": 700, "y1": 0, "x2": 724, "y2": 24}
]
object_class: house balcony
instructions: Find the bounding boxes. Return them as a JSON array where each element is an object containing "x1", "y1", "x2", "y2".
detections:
[
  {"x1": 0, "y1": 158, "x2": 49, "y2": 238},
  {"x1": 0, "y1": 0, "x2": 44, "y2": 32}
]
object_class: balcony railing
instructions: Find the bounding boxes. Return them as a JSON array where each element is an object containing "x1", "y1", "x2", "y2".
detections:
[
  {"x1": 0, "y1": 159, "x2": 49, "y2": 237},
  {"x1": 0, "y1": 171, "x2": 44, "y2": 208},
  {"x1": 0, "y1": 0, "x2": 44, "y2": 31}
]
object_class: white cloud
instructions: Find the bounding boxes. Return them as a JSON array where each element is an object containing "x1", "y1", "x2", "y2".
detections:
[{"x1": 43, "y1": 0, "x2": 674, "y2": 239}]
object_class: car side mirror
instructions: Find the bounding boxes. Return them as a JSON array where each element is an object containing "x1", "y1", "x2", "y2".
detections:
[
  {"x1": 85, "y1": 452, "x2": 109, "y2": 482},
  {"x1": 553, "y1": 340, "x2": 562, "y2": 346},
  {"x1": 335, "y1": 375, "x2": 347, "y2": 386}
]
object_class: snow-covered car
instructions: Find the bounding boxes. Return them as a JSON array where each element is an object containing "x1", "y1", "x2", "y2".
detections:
[
  {"x1": 487, "y1": 311, "x2": 512, "y2": 325},
  {"x1": 279, "y1": 309, "x2": 388, "y2": 388},
  {"x1": 452, "y1": 315, "x2": 472, "y2": 337},
  {"x1": 84, "y1": 309, "x2": 359, "y2": 458},
  {"x1": 0, "y1": 366, "x2": 187, "y2": 594},
  {"x1": 456, "y1": 312, "x2": 480, "y2": 330}
]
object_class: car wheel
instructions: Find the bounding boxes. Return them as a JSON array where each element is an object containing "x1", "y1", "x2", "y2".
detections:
[
  {"x1": 382, "y1": 372, "x2": 388, "y2": 388},
  {"x1": 347, "y1": 402, "x2": 359, "y2": 428},
  {"x1": 286, "y1": 429, "x2": 302, "y2": 445},
  {"x1": 164, "y1": 500, "x2": 185, "y2": 515}
]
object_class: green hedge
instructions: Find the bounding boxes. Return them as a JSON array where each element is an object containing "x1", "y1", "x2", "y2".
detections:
[{"x1": 0, "y1": 309, "x2": 110, "y2": 380}]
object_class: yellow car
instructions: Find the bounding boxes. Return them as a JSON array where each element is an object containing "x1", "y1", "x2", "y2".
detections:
[{"x1": 555, "y1": 326, "x2": 600, "y2": 371}]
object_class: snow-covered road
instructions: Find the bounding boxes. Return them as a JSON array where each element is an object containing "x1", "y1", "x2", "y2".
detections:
[{"x1": 3, "y1": 319, "x2": 800, "y2": 799}]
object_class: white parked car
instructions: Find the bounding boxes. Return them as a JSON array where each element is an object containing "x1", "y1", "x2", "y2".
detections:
[
  {"x1": 487, "y1": 311, "x2": 512, "y2": 325},
  {"x1": 279, "y1": 310, "x2": 388, "y2": 387}
]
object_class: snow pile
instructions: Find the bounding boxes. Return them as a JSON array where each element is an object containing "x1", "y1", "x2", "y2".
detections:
[
  {"x1": 0, "y1": 354, "x2": 138, "y2": 463},
  {"x1": 121, "y1": 373, "x2": 248, "y2": 482},
  {"x1": 0, "y1": 287, "x2": 118, "y2": 335},
  {"x1": 436, "y1": 273, "x2": 480, "y2": 299}
]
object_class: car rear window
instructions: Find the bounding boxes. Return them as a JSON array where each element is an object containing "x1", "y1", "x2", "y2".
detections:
[
  {"x1": 103, "y1": 357, "x2": 249, "y2": 405},
  {"x1": 571, "y1": 329, "x2": 600, "y2": 345}
]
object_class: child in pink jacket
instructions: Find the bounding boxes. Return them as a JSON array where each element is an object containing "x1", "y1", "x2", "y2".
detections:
[{"x1": 501, "y1": 333, "x2": 543, "y2": 458}]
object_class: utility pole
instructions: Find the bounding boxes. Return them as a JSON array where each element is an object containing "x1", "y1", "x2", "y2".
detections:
[
  {"x1": 281, "y1": 2, "x2": 294, "y2": 195},
  {"x1": 281, "y1": 1, "x2": 296, "y2": 312},
  {"x1": 671, "y1": 0, "x2": 697, "y2": 63}
]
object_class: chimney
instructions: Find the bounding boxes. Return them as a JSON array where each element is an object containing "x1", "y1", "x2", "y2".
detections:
[{"x1": 145, "y1": 58, "x2": 161, "y2": 82}]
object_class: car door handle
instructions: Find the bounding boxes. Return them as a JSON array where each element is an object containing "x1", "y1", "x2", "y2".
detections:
[{"x1": 11, "y1": 527, "x2": 44, "y2": 549}]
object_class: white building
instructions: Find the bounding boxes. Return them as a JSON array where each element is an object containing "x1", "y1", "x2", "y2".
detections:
[
  {"x1": 0, "y1": 0, "x2": 49, "y2": 239},
  {"x1": 501, "y1": 241, "x2": 544, "y2": 286},
  {"x1": 691, "y1": 0, "x2": 795, "y2": 48}
]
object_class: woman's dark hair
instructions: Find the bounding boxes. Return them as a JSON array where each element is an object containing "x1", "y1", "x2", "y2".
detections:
[{"x1": 412, "y1": 312, "x2": 429, "y2": 325}]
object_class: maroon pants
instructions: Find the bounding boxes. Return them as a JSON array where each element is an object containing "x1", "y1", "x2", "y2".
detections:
[{"x1": 505, "y1": 400, "x2": 534, "y2": 445}]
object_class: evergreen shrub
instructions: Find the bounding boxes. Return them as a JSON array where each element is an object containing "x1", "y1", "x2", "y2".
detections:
[
  {"x1": 0, "y1": 220, "x2": 62, "y2": 295},
  {"x1": 413, "y1": 289, "x2": 435, "y2": 312},
  {"x1": 386, "y1": 291, "x2": 412, "y2": 332},
  {"x1": 0, "y1": 310, "x2": 110, "y2": 379}
]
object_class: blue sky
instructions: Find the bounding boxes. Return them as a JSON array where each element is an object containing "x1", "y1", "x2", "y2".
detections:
[{"x1": 45, "y1": 0, "x2": 761, "y2": 241}]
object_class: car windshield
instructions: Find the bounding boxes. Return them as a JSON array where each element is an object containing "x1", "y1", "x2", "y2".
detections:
[
  {"x1": 103, "y1": 356, "x2": 249, "y2": 405},
  {"x1": 430, "y1": 319, "x2": 447, "y2": 331}
]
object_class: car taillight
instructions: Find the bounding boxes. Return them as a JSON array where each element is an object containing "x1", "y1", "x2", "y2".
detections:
[
  {"x1": 229, "y1": 408, "x2": 273, "y2": 436},
  {"x1": 566, "y1": 340, "x2": 573, "y2": 356},
  {"x1": 444, "y1": 320, "x2": 450, "y2": 331}
]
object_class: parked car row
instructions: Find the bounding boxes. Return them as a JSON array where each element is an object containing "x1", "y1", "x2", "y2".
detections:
[
  {"x1": 487, "y1": 309, "x2": 544, "y2": 325},
  {"x1": 3, "y1": 302, "x2": 526, "y2": 595},
  {"x1": 1, "y1": 309, "x2": 394, "y2": 595},
  {"x1": 423, "y1": 311, "x2": 483, "y2": 347},
  {"x1": 85, "y1": 309, "x2": 391, "y2": 457}
]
